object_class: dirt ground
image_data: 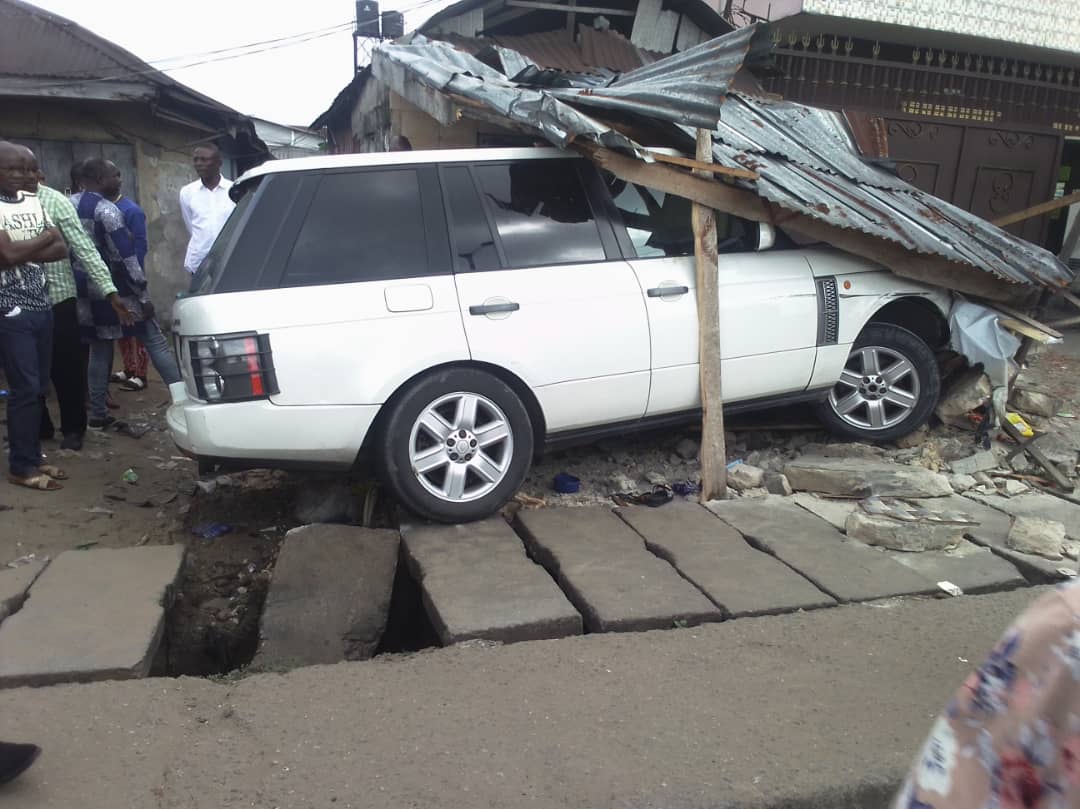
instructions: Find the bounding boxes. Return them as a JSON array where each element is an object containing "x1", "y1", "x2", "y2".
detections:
[{"x1": 4, "y1": 334, "x2": 1080, "y2": 674}]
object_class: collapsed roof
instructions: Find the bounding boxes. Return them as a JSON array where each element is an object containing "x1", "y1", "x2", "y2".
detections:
[{"x1": 372, "y1": 25, "x2": 1073, "y2": 303}]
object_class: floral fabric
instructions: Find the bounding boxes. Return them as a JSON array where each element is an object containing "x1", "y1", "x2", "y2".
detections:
[{"x1": 896, "y1": 582, "x2": 1080, "y2": 809}]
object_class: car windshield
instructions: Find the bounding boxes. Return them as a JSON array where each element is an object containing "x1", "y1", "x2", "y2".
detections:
[{"x1": 188, "y1": 180, "x2": 259, "y2": 296}]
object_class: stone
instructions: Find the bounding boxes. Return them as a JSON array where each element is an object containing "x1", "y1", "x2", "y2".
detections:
[
  {"x1": 515, "y1": 507, "x2": 721, "y2": 632},
  {"x1": 966, "y1": 492, "x2": 1080, "y2": 542},
  {"x1": 194, "y1": 479, "x2": 217, "y2": 496},
  {"x1": 0, "y1": 546, "x2": 184, "y2": 687},
  {"x1": 0, "y1": 559, "x2": 48, "y2": 625},
  {"x1": 1001, "y1": 479, "x2": 1029, "y2": 497},
  {"x1": 609, "y1": 472, "x2": 637, "y2": 493},
  {"x1": 401, "y1": 519, "x2": 581, "y2": 645},
  {"x1": 738, "y1": 487, "x2": 770, "y2": 499},
  {"x1": 784, "y1": 457, "x2": 952, "y2": 498},
  {"x1": 799, "y1": 442, "x2": 885, "y2": 460},
  {"x1": 950, "y1": 450, "x2": 999, "y2": 476},
  {"x1": 935, "y1": 368, "x2": 991, "y2": 429},
  {"x1": 675, "y1": 438, "x2": 699, "y2": 461},
  {"x1": 644, "y1": 471, "x2": 668, "y2": 486},
  {"x1": 949, "y1": 474, "x2": 978, "y2": 493},
  {"x1": 616, "y1": 502, "x2": 835, "y2": 618},
  {"x1": 883, "y1": 540, "x2": 1026, "y2": 595},
  {"x1": 973, "y1": 472, "x2": 994, "y2": 487},
  {"x1": 705, "y1": 498, "x2": 935, "y2": 602},
  {"x1": 894, "y1": 425, "x2": 929, "y2": 449},
  {"x1": 1011, "y1": 386, "x2": 1063, "y2": 419},
  {"x1": 764, "y1": 473, "x2": 793, "y2": 497},
  {"x1": 254, "y1": 525, "x2": 398, "y2": 669},
  {"x1": 791, "y1": 493, "x2": 857, "y2": 531},
  {"x1": 728, "y1": 463, "x2": 765, "y2": 492},
  {"x1": 845, "y1": 510, "x2": 965, "y2": 552},
  {"x1": 1006, "y1": 516, "x2": 1066, "y2": 561},
  {"x1": 293, "y1": 477, "x2": 361, "y2": 524}
]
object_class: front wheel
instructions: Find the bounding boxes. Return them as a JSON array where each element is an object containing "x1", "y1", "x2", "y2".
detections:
[
  {"x1": 376, "y1": 367, "x2": 534, "y2": 523},
  {"x1": 815, "y1": 323, "x2": 940, "y2": 443}
]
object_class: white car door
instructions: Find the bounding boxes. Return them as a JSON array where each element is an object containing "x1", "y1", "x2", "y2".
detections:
[
  {"x1": 606, "y1": 181, "x2": 818, "y2": 416},
  {"x1": 444, "y1": 160, "x2": 650, "y2": 432}
]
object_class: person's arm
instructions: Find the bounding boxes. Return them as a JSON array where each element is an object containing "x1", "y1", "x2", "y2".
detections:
[
  {"x1": 99, "y1": 201, "x2": 148, "y2": 296},
  {"x1": 127, "y1": 206, "x2": 148, "y2": 269},
  {"x1": 179, "y1": 186, "x2": 193, "y2": 236},
  {"x1": 0, "y1": 228, "x2": 65, "y2": 266}
]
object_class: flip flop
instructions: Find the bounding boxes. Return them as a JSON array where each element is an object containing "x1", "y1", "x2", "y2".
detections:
[
  {"x1": 38, "y1": 465, "x2": 69, "y2": 481},
  {"x1": 9, "y1": 473, "x2": 63, "y2": 491}
]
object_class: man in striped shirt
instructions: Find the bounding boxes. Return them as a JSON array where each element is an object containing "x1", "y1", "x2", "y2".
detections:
[{"x1": 16, "y1": 147, "x2": 130, "y2": 451}]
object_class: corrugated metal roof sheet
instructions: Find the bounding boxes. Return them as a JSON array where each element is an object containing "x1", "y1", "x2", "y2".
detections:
[
  {"x1": 372, "y1": 25, "x2": 1073, "y2": 292},
  {"x1": 433, "y1": 27, "x2": 659, "y2": 74},
  {"x1": 0, "y1": 0, "x2": 137, "y2": 78}
]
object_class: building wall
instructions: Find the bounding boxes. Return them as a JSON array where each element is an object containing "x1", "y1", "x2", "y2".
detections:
[{"x1": 3, "y1": 97, "x2": 225, "y2": 322}]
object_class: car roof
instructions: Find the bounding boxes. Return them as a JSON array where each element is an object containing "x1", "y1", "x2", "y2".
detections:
[{"x1": 236, "y1": 146, "x2": 578, "y2": 186}]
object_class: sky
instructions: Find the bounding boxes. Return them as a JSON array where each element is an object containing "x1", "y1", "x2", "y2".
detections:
[{"x1": 26, "y1": 0, "x2": 456, "y2": 127}]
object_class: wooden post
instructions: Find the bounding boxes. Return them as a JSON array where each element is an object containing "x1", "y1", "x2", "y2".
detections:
[{"x1": 692, "y1": 128, "x2": 727, "y2": 501}]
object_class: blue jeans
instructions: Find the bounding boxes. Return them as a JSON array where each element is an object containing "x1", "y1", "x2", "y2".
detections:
[
  {"x1": 88, "y1": 319, "x2": 181, "y2": 420},
  {"x1": 0, "y1": 308, "x2": 53, "y2": 477}
]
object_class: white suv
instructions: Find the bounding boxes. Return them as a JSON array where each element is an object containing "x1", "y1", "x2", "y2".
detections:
[{"x1": 168, "y1": 147, "x2": 952, "y2": 522}]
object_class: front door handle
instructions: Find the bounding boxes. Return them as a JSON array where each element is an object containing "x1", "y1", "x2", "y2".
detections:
[
  {"x1": 469, "y1": 302, "x2": 520, "y2": 316},
  {"x1": 647, "y1": 285, "x2": 689, "y2": 298}
]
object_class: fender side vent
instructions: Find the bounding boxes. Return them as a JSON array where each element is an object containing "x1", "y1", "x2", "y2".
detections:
[{"x1": 816, "y1": 277, "x2": 839, "y2": 345}]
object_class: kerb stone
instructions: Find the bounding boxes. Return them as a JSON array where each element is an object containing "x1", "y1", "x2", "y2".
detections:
[
  {"x1": 401, "y1": 519, "x2": 582, "y2": 645},
  {"x1": 0, "y1": 546, "x2": 184, "y2": 688},
  {"x1": 616, "y1": 502, "x2": 835, "y2": 617},
  {"x1": 515, "y1": 507, "x2": 721, "y2": 632},
  {"x1": 255, "y1": 525, "x2": 398, "y2": 669}
]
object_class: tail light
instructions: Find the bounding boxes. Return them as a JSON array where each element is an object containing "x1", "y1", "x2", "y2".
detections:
[{"x1": 189, "y1": 332, "x2": 278, "y2": 403}]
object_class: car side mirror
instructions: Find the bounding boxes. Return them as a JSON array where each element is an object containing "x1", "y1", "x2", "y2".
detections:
[{"x1": 756, "y1": 222, "x2": 776, "y2": 251}]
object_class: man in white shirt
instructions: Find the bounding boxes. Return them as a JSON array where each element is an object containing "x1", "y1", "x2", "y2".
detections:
[{"x1": 179, "y1": 144, "x2": 235, "y2": 275}]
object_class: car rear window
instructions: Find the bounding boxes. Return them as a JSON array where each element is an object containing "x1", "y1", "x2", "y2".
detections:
[
  {"x1": 189, "y1": 183, "x2": 258, "y2": 296},
  {"x1": 281, "y1": 168, "x2": 430, "y2": 286}
]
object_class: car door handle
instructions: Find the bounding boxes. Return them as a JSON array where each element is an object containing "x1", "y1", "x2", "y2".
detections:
[
  {"x1": 647, "y1": 285, "x2": 689, "y2": 298},
  {"x1": 469, "y1": 302, "x2": 520, "y2": 316}
]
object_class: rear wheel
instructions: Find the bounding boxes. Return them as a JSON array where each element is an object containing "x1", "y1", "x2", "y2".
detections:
[
  {"x1": 376, "y1": 367, "x2": 533, "y2": 523},
  {"x1": 815, "y1": 323, "x2": 940, "y2": 443}
]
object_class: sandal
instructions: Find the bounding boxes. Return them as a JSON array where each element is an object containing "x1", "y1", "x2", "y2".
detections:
[
  {"x1": 38, "y1": 465, "x2": 69, "y2": 481},
  {"x1": 120, "y1": 377, "x2": 146, "y2": 392},
  {"x1": 9, "y1": 473, "x2": 63, "y2": 491},
  {"x1": 110, "y1": 371, "x2": 130, "y2": 384}
]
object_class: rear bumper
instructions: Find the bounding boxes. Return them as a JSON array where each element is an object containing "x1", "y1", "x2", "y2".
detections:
[{"x1": 166, "y1": 382, "x2": 380, "y2": 468}]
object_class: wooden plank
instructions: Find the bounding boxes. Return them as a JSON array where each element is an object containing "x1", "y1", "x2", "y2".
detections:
[
  {"x1": 37, "y1": 140, "x2": 74, "y2": 193},
  {"x1": 999, "y1": 318, "x2": 1060, "y2": 343},
  {"x1": 630, "y1": 0, "x2": 663, "y2": 49},
  {"x1": 991, "y1": 190, "x2": 1080, "y2": 228},
  {"x1": 692, "y1": 129, "x2": 727, "y2": 502},
  {"x1": 506, "y1": 0, "x2": 635, "y2": 13},
  {"x1": 1048, "y1": 314, "x2": 1080, "y2": 329},
  {"x1": 645, "y1": 151, "x2": 758, "y2": 180},
  {"x1": 968, "y1": 297, "x2": 1063, "y2": 339},
  {"x1": 1058, "y1": 206, "x2": 1080, "y2": 261}
]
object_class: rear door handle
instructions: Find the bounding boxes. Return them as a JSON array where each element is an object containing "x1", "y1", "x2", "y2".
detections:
[
  {"x1": 469, "y1": 302, "x2": 520, "y2": 316},
  {"x1": 647, "y1": 285, "x2": 689, "y2": 298}
]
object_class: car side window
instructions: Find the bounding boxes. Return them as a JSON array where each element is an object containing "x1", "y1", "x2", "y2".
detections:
[
  {"x1": 472, "y1": 160, "x2": 606, "y2": 268},
  {"x1": 442, "y1": 166, "x2": 501, "y2": 273},
  {"x1": 282, "y1": 168, "x2": 429, "y2": 286},
  {"x1": 607, "y1": 178, "x2": 694, "y2": 258}
]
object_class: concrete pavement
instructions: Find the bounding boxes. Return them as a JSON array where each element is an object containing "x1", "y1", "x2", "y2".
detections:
[{"x1": 0, "y1": 587, "x2": 1045, "y2": 809}]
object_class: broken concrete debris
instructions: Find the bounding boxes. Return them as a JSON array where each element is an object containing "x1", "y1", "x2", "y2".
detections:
[
  {"x1": 763, "y1": 472, "x2": 793, "y2": 496},
  {"x1": 950, "y1": 450, "x2": 999, "y2": 476},
  {"x1": 935, "y1": 369, "x2": 992, "y2": 430},
  {"x1": 675, "y1": 438, "x2": 699, "y2": 461},
  {"x1": 728, "y1": 463, "x2": 765, "y2": 492},
  {"x1": 1006, "y1": 516, "x2": 1067, "y2": 561},
  {"x1": 784, "y1": 457, "x2": 953, "y2": 498},
  {"x1": 949, "y1": 474, "x2": 978, "y2": 493},
  {"x1": 845, "y1": 511, "x2": 965, "y2": 552},
  {"x1": 1011, "y1": 384, "x2": 1063, "y2": 419}
]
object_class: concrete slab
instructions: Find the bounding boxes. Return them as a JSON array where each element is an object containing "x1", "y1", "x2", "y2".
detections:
[
  {"x1": 0, "y1": 559, "x2": 47, "y2": 624},
  {"x1": 792, "y1": 493, "x2": 857, "y2": 531},
  {"x1": 254, "y1": 525, "x2": 399, "y2": 670},
  {"x1": 967, "y1": 491, "x2": 1080, "y2": 541},
  {"x1": 0, "y1": 546, "x2": 184, "y2": 688},
  {"x1": 883, "y1": 540, "x2": 1026, "y2": 595},
  {"x1": 616, "y1": 501, "x2": 836, "y2": 617},
  {"x1": 705, "y1": 497, "x2": 937, "y2": 602},
  {"x1": 401, "y1": 519, "x2": 582, "y2": 645},
  {"x1": 785, "y1": 456, "x2": 952, "y2": 497},
  {"x1": 926, "y1": 494, "x2": 1079, "y2": 583},
  {"x1": 515, "y1": 506, "x2": 722, "y2": 632}
]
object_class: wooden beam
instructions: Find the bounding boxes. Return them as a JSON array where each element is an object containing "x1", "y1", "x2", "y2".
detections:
[
  {"x1": 968, "y1": 298, "x2": 1063, "y2": 339},
  {"x1": 566, "y1": 0, "x2": 576, "y2": 31},
  {"x1": 506, "y1": 0, "x2": 635, "y2": 14},
  {"x1": 992, "y1": 190, "x2": 1080, "y2": 228},
  {"x1": 644, "y1": 150, "x2": 758, "y2": 181},
  {"x1": 692, "y1": 129, "x2": 727, "y2": 502}
]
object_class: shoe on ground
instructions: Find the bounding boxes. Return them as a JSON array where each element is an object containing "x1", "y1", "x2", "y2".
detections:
[
  {"x1": 109, "y1": 371, "x2": 129, "y2": 384},
  {"x1": 87, "y1": 416, "x2": 116, "y2": 431},
  {"x1": 60, "y1": 433, "x2": 83, "y2": 451},
  {"x1": 0, "y1": 741, "x2": 40, "y2": 785},
  {"x1": 120, "y1": 376, "x2": 147, "y2": 392}
]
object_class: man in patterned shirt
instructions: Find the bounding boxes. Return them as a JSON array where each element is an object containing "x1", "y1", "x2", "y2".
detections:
[
  {"x1": 0, "y1": 141, "x2": 68, "y2": 491},
  {"x1": 14, "y1": 146, "x2": 130, "y2": 451}
]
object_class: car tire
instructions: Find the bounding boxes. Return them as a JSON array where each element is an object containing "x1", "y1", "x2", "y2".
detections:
[
  {"x1": 376, "y1": 367, "x2": 534, "y2": 523},
  {"x1": 815, "y1": 322, "x2": 940, "y2": 443}
]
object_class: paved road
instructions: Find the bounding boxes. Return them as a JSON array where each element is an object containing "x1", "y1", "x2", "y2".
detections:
[{"x1": 1, "y1": 587, "x2": 1043, "y2": 809}]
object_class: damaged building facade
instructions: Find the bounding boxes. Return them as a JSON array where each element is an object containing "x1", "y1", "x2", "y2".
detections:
[{"x1": 0, "y1": 0, "x2": 268, "y2": 317}]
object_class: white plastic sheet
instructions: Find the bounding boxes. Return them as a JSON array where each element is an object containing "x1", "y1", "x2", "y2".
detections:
[{"x1": 948, "y1": 300, "x2": 1022, "y2": 387}]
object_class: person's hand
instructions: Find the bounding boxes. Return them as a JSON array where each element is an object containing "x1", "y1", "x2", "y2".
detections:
[
  {"x1": 142, "y1": 299, "x2": 156, "y2": 322},
  {"x1": 108, "y1": 294, "x2": 135, "y2": 326}
]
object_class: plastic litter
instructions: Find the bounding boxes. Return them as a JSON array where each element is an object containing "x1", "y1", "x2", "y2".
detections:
[
  {"x1": 726, "y1": 459, "x2": 743, "y2": 470},
  {"x1": 936, "y1": 581, "x2": 963, "y2": 597},
  {"x1": 121, "y1": 468, "x2": 139, "y2": 484},
  {"x1": 671, "y1": 480, "x2": 701, "y2": 497},
  {"x1": 193, "y1": 522, "x2": 233, "y2": 540},
  {"x1": 1006, "y1": 412, "x2": 1035, "y2": 438},
  {"x1": 553, "y1": 472, "x2": 580, "y2": 494}
]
